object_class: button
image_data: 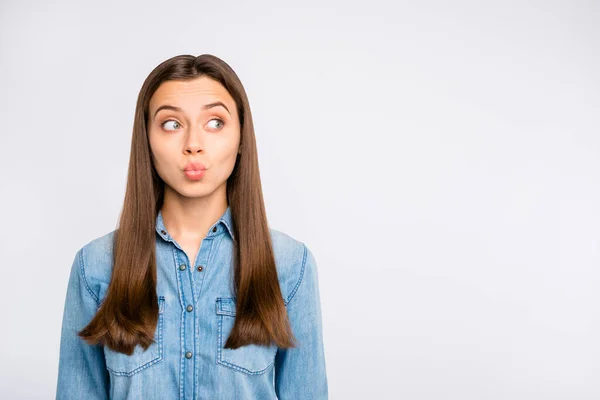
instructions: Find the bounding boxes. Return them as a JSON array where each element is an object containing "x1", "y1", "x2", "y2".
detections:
[
  {"x1": 179, "y1": 264, "x2": 186, "y2": 271},
  {"x1": 197, "y1": 265, "x2": 203, "y2": 272},
  {"x1": 160, "y1": 229, "x2": 166, "y2": 235},
  {"x1": 185, "y1": 351, "x2": 193, "y2": 359},
  {"x1": 212, "y1": 226, "x2": 217, "y2": 232},
  {"x1": 186, "y1": 305, "x2": 193, "y2": 312}
]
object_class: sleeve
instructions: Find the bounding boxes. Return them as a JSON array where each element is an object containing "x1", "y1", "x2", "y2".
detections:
[
  {"x1": 56, "y1": 249, "x2": 109, "y2": 400},
  {"x1": 274, "y1": 243, "x2": 329, "y2": 399}
]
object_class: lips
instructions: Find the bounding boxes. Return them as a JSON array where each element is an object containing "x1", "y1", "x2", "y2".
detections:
[{"x1": 184, "y1": 162, "x2": 206, "y2": 172}]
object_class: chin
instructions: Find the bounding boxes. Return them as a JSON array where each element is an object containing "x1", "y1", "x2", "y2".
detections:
[
  {"x1": 179, "y1": 187, "x2": 212, "y2": 198},
  {"x1": 164, "y1": 180, "x2": 211, "y2": 198}
]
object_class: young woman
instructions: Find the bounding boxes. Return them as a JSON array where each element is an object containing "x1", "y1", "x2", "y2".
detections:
[{"x1": 56, "y1": 54, "x2": 328, "y2": 399}]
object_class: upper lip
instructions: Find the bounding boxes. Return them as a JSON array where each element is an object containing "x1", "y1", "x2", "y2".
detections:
[{"x1": 183, "y1": 162, "x2": 206, "y2": 172}]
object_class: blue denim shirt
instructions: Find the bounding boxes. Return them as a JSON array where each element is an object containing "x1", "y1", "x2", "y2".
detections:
[{"x1": 56, "y1": 206, "x2": 328, "y2": 399}]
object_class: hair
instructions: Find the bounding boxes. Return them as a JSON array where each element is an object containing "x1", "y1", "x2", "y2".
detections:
[{"x1": 78, "y1": 54, "x2": 297, "y2": 355}]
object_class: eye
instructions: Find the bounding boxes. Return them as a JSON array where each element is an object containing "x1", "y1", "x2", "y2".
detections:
[
  {"x1": 207, "y1": 118, "x2": 224, "y2": 130},
  {"x1": 161, "y1": 119, "x2": 181, "y2": 131}
]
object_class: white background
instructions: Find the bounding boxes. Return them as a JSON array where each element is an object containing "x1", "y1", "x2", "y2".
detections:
[{"x1": 1, "y1": 1, "x2": 599, "y2": 399}]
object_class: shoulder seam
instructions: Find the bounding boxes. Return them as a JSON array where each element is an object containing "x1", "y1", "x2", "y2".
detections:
[
  {"x1": 78, "y1": 247, "x2": 100, "y2": 306},
  {"x1": 284, "y1": 242, "x2": 308, "y2": 306}
]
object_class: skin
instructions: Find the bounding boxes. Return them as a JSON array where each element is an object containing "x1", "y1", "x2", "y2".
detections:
[{"x1": 147, "y1": 76, "x2": 241, "y2": 266}]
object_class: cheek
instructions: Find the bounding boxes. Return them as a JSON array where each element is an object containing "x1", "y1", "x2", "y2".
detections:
[
  {"x1": 216, "y1": 140, "x2": 239, "y2": 165},
  {"x1": 149, "y1": 135, "x2": 173, "y2": 174},
  {"x1": 209, "y1": 143, "x2": 239, "y2": 180}
]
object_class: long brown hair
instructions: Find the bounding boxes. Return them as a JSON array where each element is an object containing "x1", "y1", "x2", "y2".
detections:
[{"x1": 78, "y1": 54, "x2": 296, "y2": 355}]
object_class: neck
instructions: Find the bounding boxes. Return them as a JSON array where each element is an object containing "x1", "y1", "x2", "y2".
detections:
[{"x1": 160, "y1": 186, "x2": 228, "y2": 240}]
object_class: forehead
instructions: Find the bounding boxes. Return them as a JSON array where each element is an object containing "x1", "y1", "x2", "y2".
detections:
[{"x1": 149, "y1": 76, "x2": 235, "y2": 113}]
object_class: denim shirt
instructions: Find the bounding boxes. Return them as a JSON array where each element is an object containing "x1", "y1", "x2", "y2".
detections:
[{"x1": 56, "y1": 206, "x2": 328, "y2": 399}]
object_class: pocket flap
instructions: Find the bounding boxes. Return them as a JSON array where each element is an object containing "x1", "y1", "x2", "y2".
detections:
[{"x1": 216, "y1": 297, "x2": 236, "y2": 316}]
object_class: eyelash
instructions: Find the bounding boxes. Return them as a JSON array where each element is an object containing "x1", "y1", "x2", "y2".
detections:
[{"x1": 160, "y1": 118, "x2": 225, "y2": 132}]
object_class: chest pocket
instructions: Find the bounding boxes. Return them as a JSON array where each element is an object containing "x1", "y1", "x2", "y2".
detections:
[
  {"x1": 104, "y1": 296, "x2": 165, "y2": 377},
  {"x1": 215, "y1": 297, "x2": 278, "y2": 375}
]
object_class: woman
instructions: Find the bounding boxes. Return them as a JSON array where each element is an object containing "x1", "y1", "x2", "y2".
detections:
[{"x1": 56, "y1": 54, "x2": 328, "y2": 399}]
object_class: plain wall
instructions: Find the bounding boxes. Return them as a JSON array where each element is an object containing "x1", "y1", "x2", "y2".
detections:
[{"x1": 0, "y1": 0, "x2": 598, "y2": 398}]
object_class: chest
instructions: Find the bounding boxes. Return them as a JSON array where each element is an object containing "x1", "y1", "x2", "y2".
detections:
[{"x1": 178, "y1": 239, "x2": 203, "y2": 267}]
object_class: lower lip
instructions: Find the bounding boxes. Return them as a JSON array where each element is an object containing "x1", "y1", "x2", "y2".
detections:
[{"x1": 184, "y1": 169, "x2": 205, "y2": 180}]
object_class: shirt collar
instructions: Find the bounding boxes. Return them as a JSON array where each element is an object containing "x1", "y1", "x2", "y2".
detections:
[{"x1": 155, "y1": 205, "x2": 235, "y2": 242}]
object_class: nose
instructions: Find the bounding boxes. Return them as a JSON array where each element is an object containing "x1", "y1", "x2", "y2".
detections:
[{"x1": 184, "y1": 126, "x2": 204, "y2": 154}]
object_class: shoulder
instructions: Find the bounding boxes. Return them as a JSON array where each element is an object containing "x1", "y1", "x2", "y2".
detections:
[
  {"x1": 74, "y1": 229, "x2": 117, "y2": 305},
  {"x1": 72, "y1": 227, "x2": 314, "y2": 306},
  {"x1": 268, "y1": 228, "x2": 315, "y2": 305}
]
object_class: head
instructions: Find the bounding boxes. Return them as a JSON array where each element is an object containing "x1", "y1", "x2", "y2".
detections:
[
  {"x1": 147, "y1": 75, "x2": 241, "y2": 204},
  {"x1": 78, "y1": 54, "x2": 295, "y2": 354},
  {"x1": 132, "y1": 54, "x2": 259, "y2": 212}
]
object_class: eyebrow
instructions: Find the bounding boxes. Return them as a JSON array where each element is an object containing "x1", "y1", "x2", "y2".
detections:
[{"x1": 153, "y1": 101, "x2": 231, "y2": 119}]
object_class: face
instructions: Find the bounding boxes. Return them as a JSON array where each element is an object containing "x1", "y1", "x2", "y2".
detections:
[{"x1": 147, "y1": 76, "x2": 241, "y2": 201}]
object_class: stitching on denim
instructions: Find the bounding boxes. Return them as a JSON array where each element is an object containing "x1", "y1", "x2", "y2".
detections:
[
  {"x1": 175, "y1": 242, "x2": 196, "y2": 396},
  {"x1": 218, "y1": 358, "x2": 275, "y2": 375},
  {"x1": 185, "y1": 240, "x2": 198, "y2": 306},
  {"x1": 105, "y1": 297, "x2": 165, "y2": 376},
  {"x1": 173, "y1": 246, "x2": 186, "y2": 399},
  {"x1": 215, "y1": 297, "x2": 236, "y2": 316},
  {"x1": 194, "y1": 232, "x2": 220, "y2": 309},
  {"x1": 217, "y1": 302, "x2": 223, "y2": 367},
  {"x1": 191, "y1": 237, "x2": 207, "y2": 395},
  {"x1": 220, "y1": 218, "x2": 236, "y2": 242},
  {"x1": 284, "y1": 243, "x2": 308, "y2": 307},
  {"x1": 78, "y1": 247, "x2": 99, "y2": 306}
]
